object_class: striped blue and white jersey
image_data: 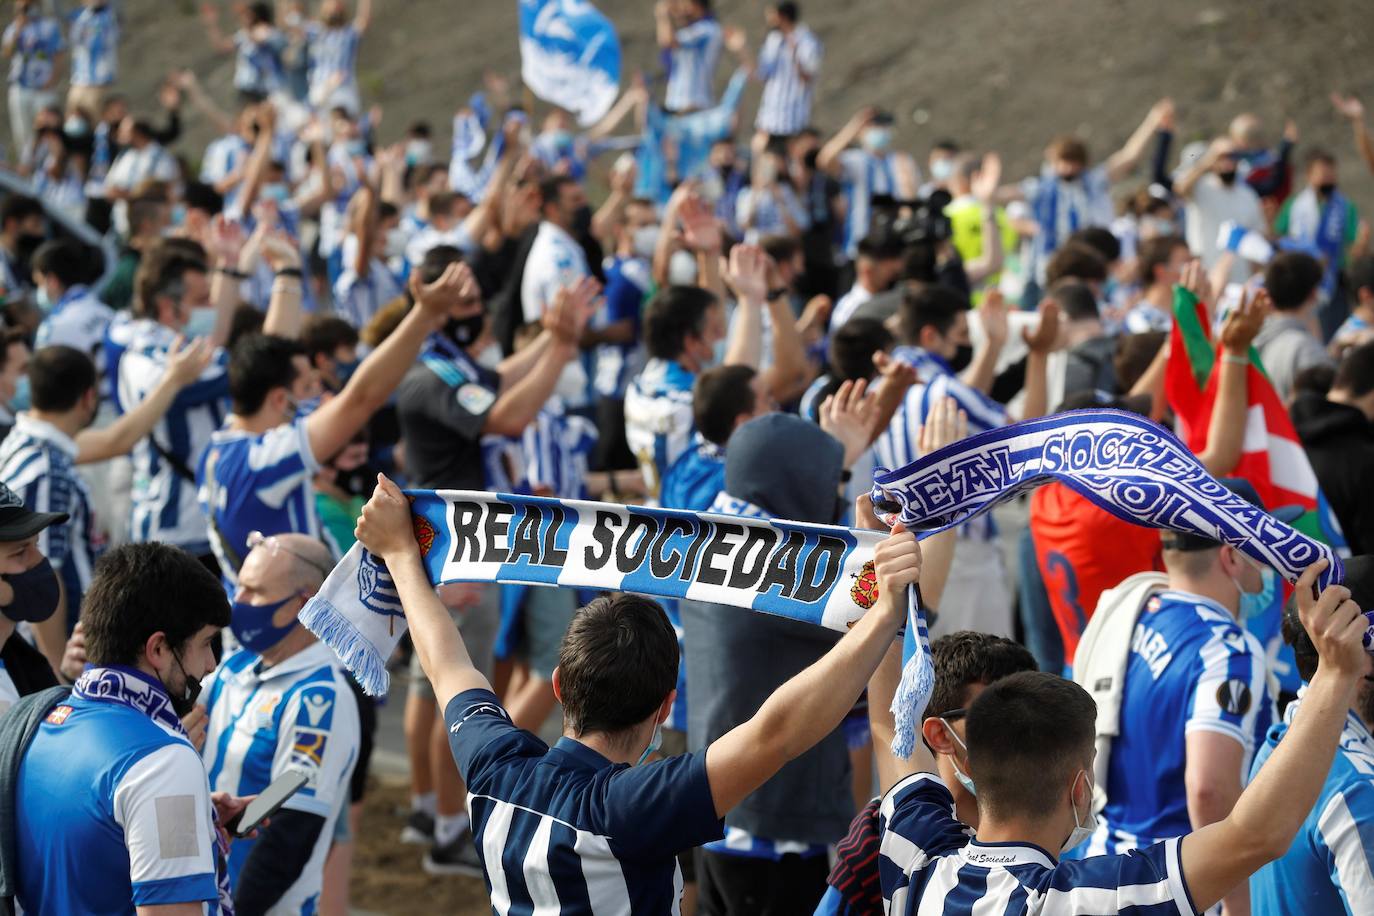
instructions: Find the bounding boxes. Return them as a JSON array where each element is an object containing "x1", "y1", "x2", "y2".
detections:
[
  {"x1": 523, "y1": 411, "x2": 598, "y2": 501},
  {"x1": 665, "y1": 16, "x2": 723, "y2": 112},
  {"x1": 837, "y1": 149, "x2": 902, "y2": 258},
  {"x1": 0, "y1": 413, "x2": 103, "y2": 620},
  {"x1": 754, "y1": 26, "x2": 822, "y2": 137},
  {"x1": 624, "y1": 358, "x2": 696, "y2": 503},
  {"x1": 1087, "y1": 590, "x2": 1274, "y2": 858},
  {"x1": 203, "y1": 643, "x2": 360, "y2": 912},
  {"x1": 3, "y1": 16, "x2": 63, "y2": 89},
  {"x1": 660, "y1": 434, "x2": 725, "y2": 513},
  {"x1": 200, "y1": 133, "x2": 251, "y2": 206},
  {"x1": 113, "y1": 317, "x2": 230, "y2": 553},
  {"x1": 35, "y1": 284, "x2": 115, "y2": 363},
  {"x1": 446, "y1": 688, "x2": 725, "y2": 913},
  {"x1": 1020, "y1": 164, "x2": 1115, "y2": 285},
  {"x1": 305, "y1": 23, "x2": 360, "y2": 101},
  {"x1": 592, "y1": 255, "x2": 649, "y2": 400},
  {"x1": 69, "y1": 4, "x2": 119, "y2": 87},
  {"x1": 333, "y1": 235, "x2": 402, "y2": 329},
  {"x1": 15, "y1": 670, "x2": 222, "y2": 914},
  {"x1": 104, "y1": 142, "x2": 178, "y2": 194},
  {"x1": 318, "y1": 144, "x2": 370, "y2": 256},
  {"x1": 872, "y1": 347, "x2": 1009, "y2": 473},
  {"x1": 735, "y1": 183, "x2": 809, "y2": 243},
  {"x1": 198, "y1": 417, "x2": 327, "y2": 594},
  {"x1": 31, "y1": 165, "x2": 86, "y2": 222},
  {"x1": 879, "y1": 773, "x2": 1197, "y2": 915},
  {"x1": 1249, "y1": 693, "x2": 1374, "y2": 916},
  {"x1": 232, "y1": 27, "x2": 286, "y2": 95}
]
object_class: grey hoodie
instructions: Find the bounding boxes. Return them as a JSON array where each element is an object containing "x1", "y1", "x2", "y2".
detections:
[{"x1": 683, "y1": 414, "x2": 855, "y2": 846}]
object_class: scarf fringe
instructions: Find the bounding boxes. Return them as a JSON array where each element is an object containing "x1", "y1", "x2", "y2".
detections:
[{"x1": 300, "y1": 595, "x2": 392, "y2": 697}]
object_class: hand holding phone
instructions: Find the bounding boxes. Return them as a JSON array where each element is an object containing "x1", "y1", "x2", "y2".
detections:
[{"x1": 225, "y1": 770, "x2": 309, "y2": 838}]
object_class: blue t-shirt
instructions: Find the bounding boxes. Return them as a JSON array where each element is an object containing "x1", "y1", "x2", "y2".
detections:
[
  {"x1": 878, "y1": 773, "x2": 1198, "y2": 915},
  {"x1": 15, "y1": 672, "x2": 221, "y2": 915},
  {"x1": 1250, "y1": 695, "x2": 1374, "y2": 915},
  {"x1": 660, "y1": 434, "x2": 726, "y2": 513},
  {"x1": 1088, "y1": 590, "x2": 1274, "y2": 856},
  {"x1": 446, "y1": 688, "x2": 725, "y2": 912},
  {"x1": 593, "y1": 255, "x2": 649, "y2": 400}
]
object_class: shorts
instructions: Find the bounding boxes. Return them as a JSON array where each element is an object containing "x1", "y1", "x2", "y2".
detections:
[
  {"x1": 408, "y1": 584, "x2": 499, "y2": 700},
  {"x1": 521, "y1": 586, "x2": 579, "y2": 680}
]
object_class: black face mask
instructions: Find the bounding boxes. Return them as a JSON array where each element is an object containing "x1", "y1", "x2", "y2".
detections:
[
  {"x1": 1, "y1": 557, "x2": 60, "y2": 623},
  {"x1": 167, "y1": 650, "x2": 201, "y2": 718},
  {"x1": 570, "y1": 205, "x2": 594, "y2": 239},
  {"x1": 802, "y1": 149, "x2": 819, "y2": 170},
  {"x1": 14, "y1": 232, "x2": 44, "y2": 262},
  {"x1": 1217, "y1": 170, "x2": 1238, "y2": 186},
  {"x1": 1318, "y1": 182, "x2": 1338, "y2": 197},
  {"x1": 948, "y1": 344, "x2": 974, "y2": 374},
  {"x1": 443, "y1": 312, "x2": 485, "y2": 348},
  {"x1": 332, "y1": 463, "x2": 371, "y2": 497}
]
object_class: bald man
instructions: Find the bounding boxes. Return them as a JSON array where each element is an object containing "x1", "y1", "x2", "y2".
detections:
[{"x1": 200, "y1": 532, "x2": 361, "y2": 915}]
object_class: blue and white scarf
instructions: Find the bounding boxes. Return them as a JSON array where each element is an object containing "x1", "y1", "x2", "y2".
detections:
[
  {"x1": 1286, "y1": 187, "x2": 1350, "y2": 297},
  {"x1": 518, "y1": 0, "x2": 621, "y2": 127},
  {"x1": 871, "y1": 408, "x2": 1345, "y2": 758},
  {"x1": 74, "y1": 667, "x2": 235, "y2": 916}
]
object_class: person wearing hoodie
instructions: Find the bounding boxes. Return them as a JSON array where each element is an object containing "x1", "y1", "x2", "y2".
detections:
[
  {"x1": 1291, "y1": 340, "x2": 1374, "y2": 555},
  {"x1": 682, "y1": 410, "x2": 872, "y2": 914}
]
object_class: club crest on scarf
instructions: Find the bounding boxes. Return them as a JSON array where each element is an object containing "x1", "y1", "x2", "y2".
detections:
[
  {"x1": 850, "y1": 560, "x2": 879, "y2": 610},
  {"x1": 356, "y1": 552, "x2": 404, "y2": 625}
]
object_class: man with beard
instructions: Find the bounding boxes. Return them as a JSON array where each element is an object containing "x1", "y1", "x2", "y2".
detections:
[{"x1": 1249, "y1": 555, "x2": 1374, "y2": 915}]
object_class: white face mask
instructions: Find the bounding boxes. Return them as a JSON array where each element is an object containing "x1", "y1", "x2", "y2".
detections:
[
  {"x1": 667, "y1": 250, "x2": 698, "y2": 286},
  {"x1": 632, "y1": 225, "x2": 660, "y2": 259},
  {"x1": 636, "y1": 721, "x2": 663, "y2": 766},
  {"x1": 183, "y1": 306, "x2": 217, "y2": 339},
  {"x1": 1062, "y1": 770, "x2": 1096, "y2": 853},
  {"x1": 383, "y1": 226, "x2": 408, "y2": 261},
  {"x1": 474, "y1": 343, "x2": 503, "y2": 369},
  {"x1": 942, "y1": 719, "x2": 976, "y2": 797}
]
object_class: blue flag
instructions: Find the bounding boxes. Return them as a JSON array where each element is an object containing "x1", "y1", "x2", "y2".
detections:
[{"x1": 518, "y1": 0, "x2": 621, "y2": 127}]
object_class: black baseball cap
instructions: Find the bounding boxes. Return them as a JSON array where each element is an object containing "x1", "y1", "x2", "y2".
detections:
[
  {"x1": 0, "y1": 481, "x2": 67, "y2": 542},
  {"x1": 1161, "y1": 477, "x2": 1304, "y2": 552}
]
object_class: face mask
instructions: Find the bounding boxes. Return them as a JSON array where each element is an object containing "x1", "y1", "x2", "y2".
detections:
[
  {"x1": 261, "y1": 183, "x2": 291, "y2": 205},
  {"x1": 1142, "y1": 215, "x2": 1176, "y2": 237},
  {"x1": 64, "y1": 117, "x2": 90, "y2": 138},
  {"x1": 636, "y1": 720, "x2": 663, "y2": 766},
  {"x1": 1234, "y1": 564, "x2": 1278, "y2": 621},
  {"x1": 345, "y1": 138, "x2": 368, "y2": 158},
  {"x1": 169, "y1": 203, "x2": 187, "y2": 228},
  {"x1": 34, "y1": 287, "x2": 54, "y2": 315},
  {"x1": 230, "y1": 594, "x2": 300, "y2": 653},
  {"x1": 632, "y1": 225, "x2": 660, "y2": 259},
  {"x1": 802, "y1": 148, "x2": 820, "y2": 170},
  {"x1": 1217, "y1": 170, "x2": 1238, "y2": 186},
  {"x1": 941, "y1": 719, "x2": 977, "y2": 797},
  {"x1": 166, "y1": 649, "x2": 202, "y2": 718},
  {"x1": 405, "y1": 139, "x2": 433, "y2": 167},
  {"x1": 570, "y1": 204, "x2": 594, "y2": 239},
  {"x1": 0, "y1": 557, "x2": 60, "y2": 623},
  {"x1": 550, "y1": 130, "x2": 574, "y2": 149},
  {"x1": 1317, "y1": 182, "x2": 1338, "y2": 197},
  {"x1": 948, "y1": 343, "x2": 974, "y2": 374},
  {"x1": 9, "y1": 375, "x2": 30, "y2": 412},
  {"x1": 930, "y1": 158, "x2": 954, "y2": 182},
  {"x1": 1059, "y1": 171, "x2": 1082, "y2": 183},
  {"x1": 183, "y1": 306, "x2": 217, "y2": 339},
  {"x1": 1063, "y1": 770, "x2": 1096, "y2": 853},
  {"x1": 668, "y1": 250, "x2": 698, "y2": 286},
  {"x1": 383, "y1": 226, "x2": 408, "y2": 261},
  {"x1": 334, "y1": 357, "x2": 360, "y2": 386},
  {"x1": 862, "y1": 127, "x2": 892, "y2": 153},
  {"x1": 443, "y1": 312, "x2": 486, "y2": 348}
]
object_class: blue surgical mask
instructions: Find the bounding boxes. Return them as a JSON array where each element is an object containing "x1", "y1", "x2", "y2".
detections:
[
  {"x1": 345, "y1": 138, "x2": 368, "y2": 158},
  {"x1": 230, "y1": 595, "x2": 300, "y2": 653},
  {"x1": 550, "y1": 130, "x2": 574, "y2": 149},
  {"x1": 635, "y1": 721, "x2": 663, "y2": 766},
  {"x1": 183, "y1": 306, "x2": 217, "y2": 339},
  {"x1": 1063, "y1": 770, "x2": 1096, "y2": 853},
  {"x1": 170, "y1": 203, "x2": 187, "y2": 228},
  {"x1": 862, "y1": 127, "x2": 892, "y2": 153},
  {"x1": 930, "y1": 158, "x2": 954, "y2": 182},
  {"x1": 10, "y1": 375, "x2": 30, "y2": 412},
  {"x1": 261, "y1": 183, "x2": 291, "y2": 205},
  {"x1": 942, "y1": 719, "x2": 977, "y2": 796},
  {"x1": 1236, "y1": 565, "x2": 1278, "y2": 621},
  {"x1": 34, "y1": 287, "x2": 53, "y2": 314}
]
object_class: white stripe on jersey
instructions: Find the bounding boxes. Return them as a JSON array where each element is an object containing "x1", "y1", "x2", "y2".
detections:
[
  {"x1": 1318, "y1": 790, "x2": 1374, "y2": 908},
  {"x1": 664, "y1": 18, "x2": 722, "y2": 112},
  {"x1": 754, "y1": 26, "x2": 822, "y2": 136},
  {"x1": 522, "y1": 816, "x2": 560, "y2": 910},
  {"x1": 481, "y1": 799, "x2": 516, "y2": 913}
]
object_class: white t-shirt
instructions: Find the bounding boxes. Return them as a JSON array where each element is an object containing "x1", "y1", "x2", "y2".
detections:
[
  {"x1": 520, "y1": 221, "x2": 589, "y2": 324},
  {"x1": 1186, "y1": 175, "x2": 1265, "y2": 283}
]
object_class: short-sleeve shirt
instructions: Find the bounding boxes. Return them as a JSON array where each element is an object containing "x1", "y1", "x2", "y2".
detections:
[
  {"x1": 878, "y1": 773, "x2": 1199, "y2": 915},
  {"x1": 446, "y1": 688, "x2": 725, "y2": 913},
  {"x1": 202, "y1": 643, "x2": 360, "y2": 908},
  {"x1": 1250, "y1": 693, "x2": 1374, "y2": 916},
  {"x1": 520, "y1": 220, "x2": 590, "y2": 324},
  {"x1": 16, "y1": 672, "x2": 221, "y2": 914},
  {"x1": 624, "y1": 358, "x2": 696, "y2": 503},
  {"x1": 198, "y1": 417, "x2": 326, "y2": 593},
  {"x1": 4, "y1": 16, "x2": 63, "y2": 89},
  {"x1": 1089, "y1": 590, "x2": 1274, "y2": 856},
  {"x1": 395, "y1": 340, "x2": 501, "y2": 489}
]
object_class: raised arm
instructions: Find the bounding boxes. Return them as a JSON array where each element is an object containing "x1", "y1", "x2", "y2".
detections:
[
  {"x1": 704, "y1": 520, "x2": 917, "y2": 817},
  {"x1": 1105, "y1": 98, "x2": 1173, "y2": 184},
  {"x1": 198, "y1": 1, "x2": 236, "y2": 54},
  {"x1": 721, "y1": 244, "x2": 765, "y2": 370},
  {"x1": 175, "y1": 69, "x2": 236, "y2": 137},
  {"x1": 1180, "y1": 560, "x2": 1367, "y2": 912},
  {"x1": 204, "y1": 215, "x2": 248, "y2": 350},
  {"x1": 304, "y1": 263, "x2": 458, "y2": 461},
  {"x1": 235, "y1": 102, "x2": 278, "y2": 216},
  {"x1": 1175, "y1": 137, "x2": 1229, "y2": 201},
  {"x1": 758, "y1": 253, "x2": 809, "y2": 399},
  {"x1": 261, "y1": 230, "x2": 306, "y2": 338},
  {"x1": 1198, "y1": 284, "x2": 1267, "y2": 476},
  {"x1": 654, "y1": 0, "x2": 676, "y2": 49},
  {"x1": 355, "y1": 474, "x2": 489, "y2": 712},
  {"x1": 963, "y1": 289, "x2": 1009, "y2": 395},
  {"x1": 817, "y1": 108, "x2": 873, "y2": 177},
  {"x1": 962, "y1": 154, "x2": 1005, "y2": 285},
  {"x1": 353, "y1": 0, "x2": 373, "y2": 33},
  {"x1": 75, "y1": 339, "x2": 214, "y2": 464},
  {"x1": 1015, "y1": 298, "x2": 1062, "y2": 421},
  {"x1": 1333, "y1": 93, "x2": 1374, "y2": 176},
  {"x1": 679, "y1": 193, "x2": 726, "y2": 301}
]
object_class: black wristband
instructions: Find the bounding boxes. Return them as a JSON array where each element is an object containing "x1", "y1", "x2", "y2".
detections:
[
  {"x1": 839, "y1": 469, "x2": 853, "y2": 483},
  {"x1": 766, "y1": 287, "x2": 789, "y2": 301},
  {"x1": 274, "y1": 267, "x2": 304, "y2": 279},
  {"x1": 215, "y1": 266, "x2": 249, "y2": 279}
]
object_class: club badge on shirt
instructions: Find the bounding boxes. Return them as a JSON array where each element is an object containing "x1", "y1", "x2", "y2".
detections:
[{"x1": 456, "y1": 383, "x2": 496, "y2": 414}]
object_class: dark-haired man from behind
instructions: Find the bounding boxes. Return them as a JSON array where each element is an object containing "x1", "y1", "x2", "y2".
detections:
[
  {"x1": 1250, "y1": 556, "x2": 1374, "y2": 915},
  {"x1": 660, "y1": 364, "x2": 770, "y2": 512},
  {"x1": 12, "y1": 542, "x2": 244, "y2": 916},
  {"x1": 1254, "y1": 251, "x2": 1334, "y2": 401},
  {"x1": 818, "y1": 632, "x2": 1038, "y2": 916},
  {"x1": 355, "y1": 473, "x2": 924, "y2": 914},
  {"x1": 1332, "y1": 255, "x2": 1374, "y2": 354},
  {"x1": 1291, "y1": 341, "x2": 1374, "y2": 554},
  {"x1": 869, "y1": 559, "x2": 1369, "y2": 915}
]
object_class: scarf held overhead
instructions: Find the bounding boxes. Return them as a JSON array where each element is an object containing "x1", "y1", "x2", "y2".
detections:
[{"x1": 301, "y1": 493, "x2": 888, "y2": 696}]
